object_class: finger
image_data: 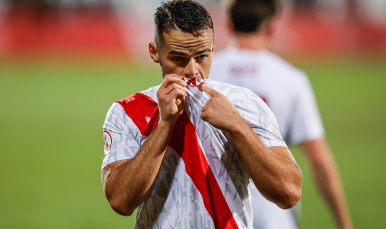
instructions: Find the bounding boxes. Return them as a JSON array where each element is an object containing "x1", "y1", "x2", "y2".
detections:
[
  {"x1": 158, "y1": 82, "x2": 187, "y2": 100},
  {"x1": 162, "y1": 75, "x2": 186, "y2": 88},
  {"x1": 164, "y1": 83, "x2": 186, "y2": 96},
  {"x1": 176, "y1": 98, "x2": 182, "y2": 106},
  {"x1": 201, "y1": 110, "x2": 209, "y2": 122},
  {"x1": 166, "y1": 88, "x2": 187, "y2": 101},
  {"x1": 200, "y1": 84, "x2": 219, "y2": 97},
  {"x1": 162, "y1": 74, "x2": 179, "y2": 82}
]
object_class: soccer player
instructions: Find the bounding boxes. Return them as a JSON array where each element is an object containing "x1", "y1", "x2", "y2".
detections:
[
  {"x1": 210, "y1": 0, "x2": 353, "y2": 228},
  {"x1": 101, "y1": 0, "x2": 302, "y2": 228}
]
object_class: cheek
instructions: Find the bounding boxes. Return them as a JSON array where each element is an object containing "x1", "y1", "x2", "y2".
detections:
[
  {"x1": 161, "y1": 59, "x2": 185, "y2": 75},
  {"x1": 200, "y1": 59, "x2": 212, "y2": 79}
]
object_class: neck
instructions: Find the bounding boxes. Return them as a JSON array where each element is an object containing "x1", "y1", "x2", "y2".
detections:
[{"x1": 231, "y1": 32, "x2": 272, "y2": 51}]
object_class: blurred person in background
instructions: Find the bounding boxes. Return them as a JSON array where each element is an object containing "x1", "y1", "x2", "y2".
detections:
[
  {"x1": 101, "y1": 0, "x2": 302, "y2": 228},
  {"x1": 210, "y1": 0, "x2": 353, "y2": 228}
]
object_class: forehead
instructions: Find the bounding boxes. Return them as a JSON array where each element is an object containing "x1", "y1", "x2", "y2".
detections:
[{"x1": 161, "y1": 29, "x2": 213, "y2": 53}]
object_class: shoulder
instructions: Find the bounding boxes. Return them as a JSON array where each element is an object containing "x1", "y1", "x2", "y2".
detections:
[
  {"x1": 116, "y1": 92, "x2": 157, "y2": 112},
  {"x1": 205, "y1": 79, "x2": 256, "y2": 100},
  {"x1": 116, "y1": 85, "x2": 160, "y2": 112},
  {"x1": 206, "y1": 79, "x2": 269, "y2": 112},
  {"x1": 105, "y1": 85, "x2": 160, "y2": 136},
  {"x1": 263, "y1": 51, "x2": 309, "y2": 81},
  {"x1": 206, "y1": 79, "x2": 256, "y2": 96},
  {"x1": 206, "y1": 80, "x2": 284, "y2": 144},
  {"x1": 205, "y1": 79, "x2": 243, "y2": 94},
  {"x1": 116, "y1": 85, "x2": 160, "y2": 109},
  {"x1": 139, "y1": 85, "x2": 160, "y2": 102}
]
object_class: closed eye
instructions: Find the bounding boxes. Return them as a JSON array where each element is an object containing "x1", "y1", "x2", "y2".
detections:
[
  {"x1": 196, "y1": 55, "x2": 207, "y2": 60},
  {"x1": 172, "y1": 56, "x2": 185, "y2": 61}
]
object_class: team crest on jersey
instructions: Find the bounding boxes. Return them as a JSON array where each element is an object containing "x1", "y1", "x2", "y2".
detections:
[{"x1": 103, "y1": 131, "x2": 112, "y2": 152}]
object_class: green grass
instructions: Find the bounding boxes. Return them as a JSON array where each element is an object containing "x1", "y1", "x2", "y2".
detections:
[
  {"x1": 292, "y1": 59, "x2": 386, "y2": 229},
  {"x1": 0, "y1": 57, "x2": 385, "y2": 228}
]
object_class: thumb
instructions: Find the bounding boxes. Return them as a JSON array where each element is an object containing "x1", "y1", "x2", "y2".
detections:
[{"x1": 200, "y1": 84, "x2": 219, "y2": 97}]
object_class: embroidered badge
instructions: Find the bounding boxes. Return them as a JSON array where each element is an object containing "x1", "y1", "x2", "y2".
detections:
[{"x1": 103, "y1": 130, "x2": 113, "y2": 152}]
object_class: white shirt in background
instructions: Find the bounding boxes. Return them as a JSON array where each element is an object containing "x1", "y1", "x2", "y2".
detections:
[{"x1": 210, "y1": 48, "x2": 325, "y2": 229}]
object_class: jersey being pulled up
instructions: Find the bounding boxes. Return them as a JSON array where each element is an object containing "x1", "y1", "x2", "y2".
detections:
[
  {"x1": 102, "y1": 79, "x2": 288, "y2": 229},
  {"x1": 210, "y1": 48, "x2": 325, "y2": 229}
]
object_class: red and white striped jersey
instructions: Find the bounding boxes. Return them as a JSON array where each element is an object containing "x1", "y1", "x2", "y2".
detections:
[{"x1": 102, "y1": 79, "x2": 288, "y2": 229}]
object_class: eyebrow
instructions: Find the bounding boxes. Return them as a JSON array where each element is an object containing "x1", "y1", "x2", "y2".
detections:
[
  {"x1": 168, "y1": 48, "x2": 211, "y2": 56},
  {"x1": 195, "y1": 49, "x2": 211, "y2": 55},
  {"x1": 169, "y1": 50, "x2": 189, "y2": 56}
]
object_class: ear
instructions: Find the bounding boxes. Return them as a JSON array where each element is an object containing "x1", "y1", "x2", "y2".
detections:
[
  {"x1": 212, "y1": 38, "x2": 216, "y2": 54},
  {"x1": 148, "y1": 42, "x2": 159, "y2": 63}
]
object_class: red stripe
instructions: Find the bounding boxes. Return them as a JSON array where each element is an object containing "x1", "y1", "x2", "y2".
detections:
[
  {"x1": 169, "y1": 112, "x2": 239, "y2": 229},
  {"x1": 119, "y1": 92, "x2": 239, "y2": 228},
  {"x1": 143, "y1": 108, "x2": 159, "y2": 136},
  {"x1": 116, "y1": 93, "x2": 158, "y2": 136}
]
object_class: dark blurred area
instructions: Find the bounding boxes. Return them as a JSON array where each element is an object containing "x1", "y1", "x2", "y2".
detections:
[{"x1": 0, "y1": 0, "x2": 385, "y2": 57}]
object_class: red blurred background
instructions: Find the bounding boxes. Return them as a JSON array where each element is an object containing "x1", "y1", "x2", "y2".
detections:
[{"x1": 0, "y1": 0, "x2": 385, "y2": 58}]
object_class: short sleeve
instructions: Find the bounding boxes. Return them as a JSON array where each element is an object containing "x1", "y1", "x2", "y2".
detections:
[
  {"x1": 206, "y1": 80, "x2": 288, "y2": 149},
  {"x1": 288, "y1": 76, "x2": 325, "y2": 145},
  {"x1": 101, "y1": 103, "x2": 141, "y2": 171},
  {"x1": 235, "y1": 89, "x2": 288, "y2": 148}
]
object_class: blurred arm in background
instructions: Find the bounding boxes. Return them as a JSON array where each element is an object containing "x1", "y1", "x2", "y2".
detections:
[{"x1": 301, "y1": 139, "x2": 353, "y2": 229}]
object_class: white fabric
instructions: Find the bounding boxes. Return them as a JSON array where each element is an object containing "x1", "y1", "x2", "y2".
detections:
[
  {"x1": 210, "y1": 48, "x2": 325, "y2": 229},
  {"x1": 102, "y1": 79, "x2": 288, "y2": 229},
  {"x1": 251, "y1": 184, "x2": 299, "y2": 229}
]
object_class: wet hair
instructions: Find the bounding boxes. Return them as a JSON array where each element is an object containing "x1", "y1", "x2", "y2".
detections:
[
  {"x1": 154, "y1": 0, "x2": 214, "y2": 45},
  {"x1": 229, "y1": 0, "x2": 279, "y2": 33}
]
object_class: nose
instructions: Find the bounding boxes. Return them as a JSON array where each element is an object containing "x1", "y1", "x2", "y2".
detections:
[{"x1": 184, "y1": 58, "x2": 199, "y2": 78}]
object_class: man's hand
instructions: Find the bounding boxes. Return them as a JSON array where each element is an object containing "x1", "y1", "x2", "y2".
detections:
[
  {"x1": 103, "y1": 76, "x2": 187, "y2": 216},
  {"x1": 200, "y1": 84, "x2": 246, "y2": 133},
  {"x1": 157, "y1": 75, "x2": 187, "y2": 124},
  {"x1": 201, "y1": 84, "x2": 302, "y2": 208}
]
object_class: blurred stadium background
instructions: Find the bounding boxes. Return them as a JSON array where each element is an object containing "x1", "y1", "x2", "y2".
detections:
[{"x1": 0, "y1": 0, "x2": 385, "y2": 228}]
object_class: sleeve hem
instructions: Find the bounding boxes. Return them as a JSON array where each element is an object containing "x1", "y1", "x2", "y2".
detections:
[{"x1": 291, "y1": 132, "x2": 325, "y2": 146}]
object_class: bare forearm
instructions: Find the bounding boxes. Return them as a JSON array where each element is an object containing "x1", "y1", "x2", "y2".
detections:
[
  {"x1": 199, "y1": 84, "x2": 301, "y2": 208},
  {"x1": 302, "y1": 139, "x2": 352, "y2": 229},
  {"x1": 102, "y1": 75, "x2": 187, "y2": 215},
  {"x1": 104, "y1": 121, "x2": 175, "y2": 215},
  {"x1": 229, "y1": 121, "x2": 302, "y2": 209}
]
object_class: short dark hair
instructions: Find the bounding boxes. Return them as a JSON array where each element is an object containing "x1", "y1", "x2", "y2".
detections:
[
  {"x1": 229, "y1": 0, "x2": 279, "y2": 33},
  {"x1": 154, "y1": 0, "x2": 214, "y2": 44}
]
